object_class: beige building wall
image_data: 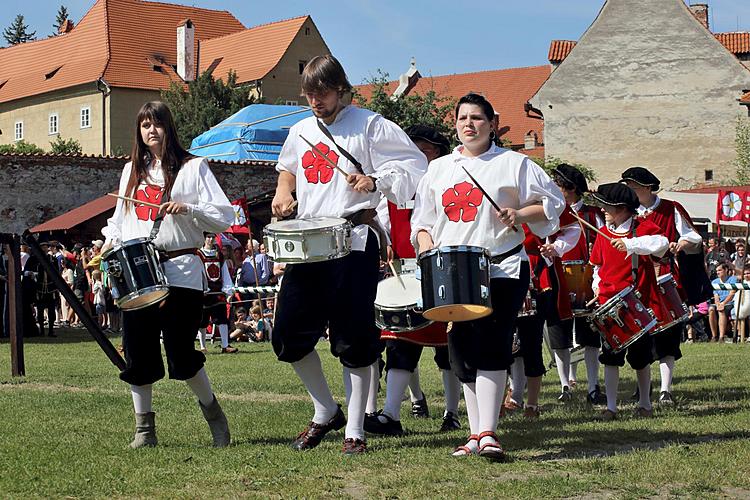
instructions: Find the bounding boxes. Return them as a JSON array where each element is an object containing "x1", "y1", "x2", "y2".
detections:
[
  {"x1": 260, "y1": 18, "x2": 331, "y2": 104},
  {"x1": 0, "y1": 84, "x2": 105, "y2": 154},
  {"x1": 529, "y1": 0, "x2": 750, "y2": 189},
  {"x1": 107, "y1": 88, "x2": 161, "y2": 155}
]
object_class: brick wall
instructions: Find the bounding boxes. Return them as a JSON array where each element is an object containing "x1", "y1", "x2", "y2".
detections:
[{"x1": 0, "y1": 153, "x2": 278, "y2": 234}]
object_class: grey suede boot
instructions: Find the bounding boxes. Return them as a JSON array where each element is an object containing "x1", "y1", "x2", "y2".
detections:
[
  {"x1": 199, "y1": 396, "x2": 231, "y2": 447},
  {"x1": 129, "y1": 412, "x2": 157, "y2": 449}
]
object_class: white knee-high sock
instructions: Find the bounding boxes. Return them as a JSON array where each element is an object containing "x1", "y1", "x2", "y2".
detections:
[
  {"x1": 659, "y1": 356, "x2": 675, "y2": 393},
  {"x1": 509, "y1": 359, "x2": 526, "y2": 406},
  {"x1": 462, "y1": 382, "x2": 479, "y2": 435},
  {"x1": 408, "y1": 368, "x2": 423, "y2": 402},
  {"x1": 476, "y1": 369, "x2": 506, "y2": 436},
  {"x1": 604, "y1": 365, "x2": 619, "y2": 413},
  {"x1": 218, "y1": 324, "x2": 230, "y2": 348},
  {"x1": 365, "y1": 362, "x2": 379, "y2": 414},
  {"x1": 569, "y1": 360, "x2": 579, "y2": 383},
  {"x1": 198, "y1": 329, "x2": 207, "y2": 350},
  {"x1": 637, "y1": 366, "x2": 652, "y2": 410},
  {"x1": 442, "y1": 369, "x2": 461, "y2": 415},
  {"x1": 553, "y1": 348, "x2": 571, "y2": 390},
  {"x1": 343, "y1": 366, "x2": 370, "y2": 440},
  {"x1": 185, "y1": 367, "x2": 215, "y2": 406},
  {"x1": 292, "y1": 350, "x2": 338, "y2": 424},
  {"x1": 131, "y1": 384, "x2": 153, "y2": 413},
  {"x1": 383, "y1": 368, "x2": 411, "y2": 421},
  {"x1": 584, "y1": 347, "x2": 600, "y2": 394}
]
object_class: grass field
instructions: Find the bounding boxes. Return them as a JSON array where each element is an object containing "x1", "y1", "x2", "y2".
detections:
[{"x1": 1, "y1": 330, "x2": 749, "y2": 499}]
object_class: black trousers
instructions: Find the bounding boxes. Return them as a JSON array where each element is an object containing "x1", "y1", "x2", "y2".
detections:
[
  {"x1": 272, "y1": 230, "x2": 381, "y2": 368},
  {"x1": 653, "y1": 323, "x2": 683, "y2": 361},
  {"x1": 384, "y1": 340, "x2": 451, "y2": 372},
  {"x1": 449, "y1": 263, "x2": 530, "y2": 383},
  {"x1": 36, "y1": 292, "x2": 56, "y2": 335},
  {"x1": 120, "y1": 287, "x2": 205, "y2": 386},
  {"x1": 514, "y1": 315, "x2": 546, "y2": 377}
]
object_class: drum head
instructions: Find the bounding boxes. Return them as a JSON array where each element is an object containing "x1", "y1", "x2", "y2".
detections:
[
  {"x1": 375, "y1": 274, "x2": 421, "y2": 308},
  {"x1": 266, "y1": 217, "x2": 347, "y2": 233},
  {"x1": 423, "y1": 304, "x2": 492, "y2": 322}
]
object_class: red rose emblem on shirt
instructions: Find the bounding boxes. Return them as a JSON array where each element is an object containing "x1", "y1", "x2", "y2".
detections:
[
  {"x1": 302, "y1": 142, "x2": 339, "y2": 184},
  {"x1": 135, "y1": 184, "x2": 164, "y2": 221},
  {"x1": 442, "y1": 181, "x2": 483, "y2": 222}
]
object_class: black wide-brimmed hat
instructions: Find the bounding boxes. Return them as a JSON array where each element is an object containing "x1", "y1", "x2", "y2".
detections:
[
  {"x1": 552, "y1": 164, "x2": 588, "y2": 194},
  {"x1": 404, "y1": 125, "x2": 451, "y2": 157},
  {"x1": 620, "y1": 166, "x2": 660, "y2": 191},
  {"x1": 590, "y1": 183, "x2": 640, "y2": 213}
]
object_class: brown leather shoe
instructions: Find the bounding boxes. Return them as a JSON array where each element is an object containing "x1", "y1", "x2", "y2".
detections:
[
  {"x1": 221, "y1": 346, "x2": 239, "y2": 354},
  {"x1": 342, "y1": 438, "x2": 367, "y2": 455},
  {"x1": 523, "y1": 406, "x2": 540, "y2": 419},
  {"x1": 291, "y1": 406, "x2": 346, "y2": 451},
  {"x1": 634, "y1": 406, "x2": 653, "y2": 418},
  {"x1": 597, "y1": 409, "x2": 617, "y2": 421}
]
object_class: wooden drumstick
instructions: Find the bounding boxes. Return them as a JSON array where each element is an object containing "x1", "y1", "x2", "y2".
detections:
[
  {"x1": 107, "y1": 193, "x2": 161, "y2": 209},
  {"x1": 388, "y1": 260, "x2": 406, "y2": 289},
  {"x1": 299, "y1": 135, "x2": 349, "y2": 177},
  {"x1": 585, "y1": 297, "x2": 599, "y2": 308},
  {"x1": 461, "y1": 167, "x2": 518, "y2": 232},
  {"x1": 569, "y1": 210, "x2": 613, "y2": 242}
]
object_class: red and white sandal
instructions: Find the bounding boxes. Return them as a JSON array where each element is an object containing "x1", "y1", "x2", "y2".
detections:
[
  {"x1": 451, "y1": 434, "x2": 479, "y2": 457},
  {"x1": 477, "y1": 431, "x2": 506, "y2": 461}
]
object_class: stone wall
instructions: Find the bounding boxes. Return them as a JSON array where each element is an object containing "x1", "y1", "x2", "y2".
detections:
[
  {"x1": 0, "y1": 153, "x2": 278, "y2": 234},
  {"x1": 529, "y1": 0, "x2": 750, "y2": 189}
]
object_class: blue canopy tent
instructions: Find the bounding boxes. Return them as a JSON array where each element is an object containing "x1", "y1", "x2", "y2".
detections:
[{"x1": 189, "y1": 104, "x2": 312, "y2": 162}]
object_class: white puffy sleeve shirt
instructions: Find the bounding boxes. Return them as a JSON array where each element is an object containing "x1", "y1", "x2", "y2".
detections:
[
  {"x1": 410, "y1": 145, "x2": 566, "y2": 279},
  {"x1": 102, "y1": 157, "x2": 234, "y2": 291},
  {"x1": 276, "y1": 106, "x2": 427, "y2": 251}
]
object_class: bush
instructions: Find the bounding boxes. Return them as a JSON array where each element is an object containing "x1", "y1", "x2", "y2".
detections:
[
  {"x1": 49, "y1": 136, "x2": 82, "y2": 155},
  {"x1": 0, "y1": 140, "x2": 44, "y2": 154}
]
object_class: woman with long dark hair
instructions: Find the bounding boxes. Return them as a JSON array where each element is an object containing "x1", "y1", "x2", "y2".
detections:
[
  {"x1": 102, "y1": 101, "x2": 235, "y2": 448},
  {"x1": 411, "y1": 93, "x2": 565, "y2": 460}
]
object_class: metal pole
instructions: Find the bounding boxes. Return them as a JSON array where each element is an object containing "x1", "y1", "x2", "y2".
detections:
[{"x1": 22, "y1": 231, "x2": 125, "y2": 371}]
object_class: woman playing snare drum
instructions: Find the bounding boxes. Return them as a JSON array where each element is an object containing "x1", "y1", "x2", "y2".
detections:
[
  {"x1": 411, "y1": 93, "x2": 565, "y2": 461},
  {"x1": 102, "y1": 101, "x2": 235, "y2": 449}
]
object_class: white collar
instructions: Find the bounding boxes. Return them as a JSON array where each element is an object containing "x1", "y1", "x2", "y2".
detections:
[
  {"x1": 571, "y1": 199, "x2": 584, "y2": 212},
  {"x1": 637, "y1": 196, "x2": 661, "y2": 215},
  {"x1": 452, "y1": 143, "x2": 504, "y2": 162},
  {"x1": 607, "y1": 217, "x2": 633, "y2": 234}
]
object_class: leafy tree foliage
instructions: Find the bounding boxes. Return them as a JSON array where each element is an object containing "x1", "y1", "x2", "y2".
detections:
[
  {"x1": 161, "y1": 70, "x2": 253, "y2": 148},
  {"x1": 50, "y1": 136, "x2": 82, "y2": 155},
  {"x1": 3, "y1": 14, "x2": 36, "y2": 45},
  {"x1": 534, "y1": 156, "x2": 598, "y2": 182},
  {"x1": 0, "y1": 140, "x2": 45, "y2": 154},
  {"x1": 734, "y1": 116, "x2": 750, "y2": 185}
]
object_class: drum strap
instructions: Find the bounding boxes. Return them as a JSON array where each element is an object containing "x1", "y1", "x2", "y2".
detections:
[
  {"x1": 630, "y1": 221, "x2": 638, "y2": 285},
  {"x1": 148, "y1": 186, "x2": 171, "y2": 242},
  {"x1": 316, "y1": 119, "x2": 365, "y2": 175},
  {"x1": 346, "y1": 208, "x2": 389, "y2": 260}
]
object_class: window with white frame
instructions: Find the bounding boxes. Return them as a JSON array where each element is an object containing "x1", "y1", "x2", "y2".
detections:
[
  {"x1": 285, "y1": 100, "x2": 298, "y2": 106},
  {"x1": 49, "y1": 113, "x2": 59, "y2": 135},
  {"x1": 14, "y1": 121, "x2": 23, "y2": 141},
  {"x1": 80, "y1": 106, "x2": 91, "y2": 129}
]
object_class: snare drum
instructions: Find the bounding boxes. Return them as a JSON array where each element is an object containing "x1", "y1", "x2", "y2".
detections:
[
  {"x1": 561, "y1": 260, "x2": 594, "y2": 316},
  {"x1": 101, "y1": 238, "x2": 169, "y2": 310},
  {"x1": 418, "y1": 246, "x2": 492, "y2": 322},
  {"x1": 588, "y1": 287, "x2": 656, "y2": 353},
  {"x1": 652, "y1": 274, "x2": 689, "y2": 334},
  {"x1": 263, "y1": 217, "x2": 351, "y2": 263},
  {"x1": 375, "y1": 273, "x2": 433, "y2": 333},
  {"x1": 518, "y1": 284, "x2": 537, "y2": 317}
]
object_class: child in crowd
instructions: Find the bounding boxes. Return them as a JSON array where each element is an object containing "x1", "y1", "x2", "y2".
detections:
[
  {"x1": 91, "y1": 270, "x2": 108, "y2": 330},
  {"x1": 230, "y1": 307, "x2": 255, "y2": 342}
]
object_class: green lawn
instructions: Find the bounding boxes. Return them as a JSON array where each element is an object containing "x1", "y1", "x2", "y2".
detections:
[{"x1": 1, "y1": 331, "x2": 749, "y2": 499}]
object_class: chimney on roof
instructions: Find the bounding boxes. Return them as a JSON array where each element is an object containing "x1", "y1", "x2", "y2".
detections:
[
  {"x1": 177, "y1": 19, "x2": 195, "y2": 82},
  {"x1": 689, "y1": 3, "x2": 709, "y2": 30},
  {"x1": 524, "y1": 131, "x2": 538, "y2": 150},
  {"x1": 391, "y1": 57, "x2": 421, "y2": 100},
  {"x1": 59, "y1": 19, "x2": 74, "y2": 35}
]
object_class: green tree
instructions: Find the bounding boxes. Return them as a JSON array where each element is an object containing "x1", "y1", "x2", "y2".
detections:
[
  {"x1": 0, "y1": 140, "x2": 44, "y2": 154},
  {"x1": 534, "y1": 156, "x2": 597, "y2": 182},
  {"x1": 734, "y1": 116, "x2": 750, "y2": 185},
  {"x1": 354, "y1": 71, "x2": 456, "y2": 142},
  {"x1": 3, "y1": 14, "x2": 36, "y2": 46},
  {"x1": 52, "y1": 5, "x2": 70, "y2": 35},
  {"x1": 161, "y1": 69, "x2": 253, "y2": 148},
  {"x1": 50, "y1": 136, "x2": 82, "y2": 155}
]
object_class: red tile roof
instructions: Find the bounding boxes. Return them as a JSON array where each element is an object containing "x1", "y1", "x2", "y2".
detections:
[
  {"x1": 30, "y1": 193, "x2": 116, "y2": 232},
  {"x1": 200, "y1": 16, "x2": 312, "y2": 84},
  {"x1": 0, "y1": 0, "x2": 245, "y2": 104},
  {"x1": 741, "y1": 91, "x2": 750, "y2": 104},
  {"x1": 356, "y1": 65, "x2": 551, "y2": 148},
  {"x1": 549, "y1": 32, "x2": 750, "y2": 64}
]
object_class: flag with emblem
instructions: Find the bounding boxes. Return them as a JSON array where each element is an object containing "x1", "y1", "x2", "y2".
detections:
[
  {"x1": 716, "y1": 190, "x2": 750, "y2": 223},
  {"x1": 228, "y1": 197, "x2": 250, "y2": 234}
]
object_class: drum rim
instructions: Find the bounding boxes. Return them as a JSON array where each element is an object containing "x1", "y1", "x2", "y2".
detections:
[
  {"x1": 264, "y1": 217, "x2": 351, "y2": 233},
  {"x1": 561, "y1": 260, "x2": 586, "y2": 265},
  {"x1": 597, "y1": 286, "x2": 635, "y2": 314},
  {"x1": 101, "y1": 237, "x2": 154, "y2": 259},
  {"x1": 117, "y1": 285, "x2": 170, "y2": 311},
  {"x1": 651, "y1": 314, "x2": 689, "y2": 335},
  {"x1": 374, "y1": 302, "x2": 421, "y2": 312},
  {"x1": 656, "y1": 273, "x2": 676, "y2": 284},
  {"x1": 268, "y1": 248, "x2": 351, "y2": 263},
  {"x1": 422, "y1": 303, "x2": 493, "y2": 321},
  {"x1": 418, "y1": 245, "x2": 490, "y2": 260}
]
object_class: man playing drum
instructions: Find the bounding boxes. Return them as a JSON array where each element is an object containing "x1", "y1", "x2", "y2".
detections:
[
  {"x1": 621, "y1": 167, "x2": 704, "y2": 404},
  {"x1": 270, "y1": 55, "x2": 426, "y2": 455},
  {"x1": 551, "y1": 165, "x2": 607, "y2": 405},
  {"x1": 411, "y1": 93, "x2": 565, "y2": 460},
  {"x1": 366, "y1": 125, "x2": 463, "y2": 436},
  {"x1": 589, "y1": 183, "x2": 669, "y2": 420}
]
